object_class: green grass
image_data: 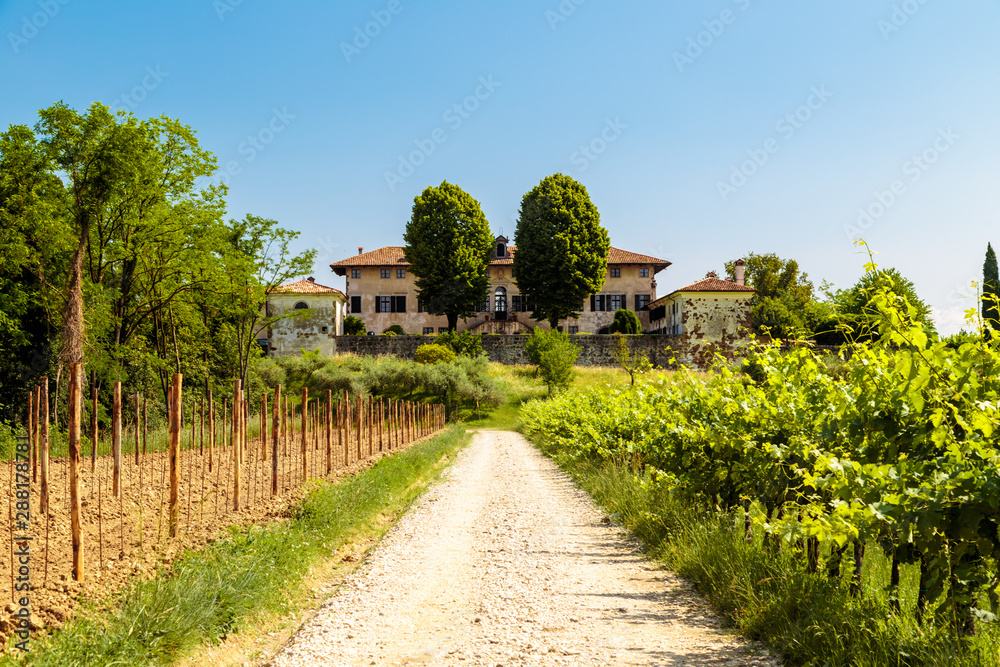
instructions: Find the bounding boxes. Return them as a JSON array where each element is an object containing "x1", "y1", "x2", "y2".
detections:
[
  {"x1": 7, "y1": 427, "x2": 471, "y2": 666},
  {"x1": 529, "y1": 451, "x2": 1000, "y2": 667}
]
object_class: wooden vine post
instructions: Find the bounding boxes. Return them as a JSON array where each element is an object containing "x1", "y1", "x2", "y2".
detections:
[
  {"x1": 39, "y1": 377, "x2": 49, "y2": 515},
  {"x1": 325, "y1": 389, "x2": 333, "y2": 475},
  {"x1": 134, "y1": 392, "x2": 141, "y2": 466},
  {"x1": 90, "y1": 388, "x2": 98, "y2": 472},
  {"x1": 207, "y1": 390, "x2": 214, "y2": 472},
  {"x1": 168, "y1": 375, "x2": 182, "y2": 537},
  {"x1": 233, "y1": 380, "x2": 241, "y2": 512},
  {"x1": 261, "y1": 394, "x2": 268, "y2": 460},
  {"x1": 301, "y1": 387, "x2": 308, "y2": 482},
  {"x1": 32, "y1": 387, "x2": 39, "y2": 482},
  {"x1": 112, "y1": 381, "x2": 122, "y2": 498},
  {"x1": 68, "y1": 363, "x2": 84, "y2": 581},
  {"x1": 272, "y1": 384, "x2": 280, "y2": 496}
]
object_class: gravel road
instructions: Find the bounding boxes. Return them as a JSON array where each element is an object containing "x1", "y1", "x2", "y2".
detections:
[{"x1": 270, "y1": 430, "x2": 779, "y2": 667}]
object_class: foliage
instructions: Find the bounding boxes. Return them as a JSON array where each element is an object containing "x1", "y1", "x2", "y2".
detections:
[
  {"x1": 525, "y1": 327, "x2": 578, "y2": 394},
  {"x1": 415, "y1": 343, "x2": 457, "y2": 365},
  {"x1": 609, "y1": 309, "x2": 641, "y2": 334},
  {"x1": 611, "y1": 334, "x2": 652, "y2": 386},
  {"x1": 343, "y1": 315, "x2": 366, "y2": 335},
  {"x1": 403, "y1": 181, "x2": 494, "y2": 332},
  {"x1": 513, "y1": 174, "x2": 610, "y2": 328},
  {"x1": 984, "y1": 243, "x2": 999, "y2": 333},
  {"x1": 433, "y1": 330, "x2": 484, "y2": 358},
  {"x1": 523, "y1": 255, "x2": 1000, "y2": 643},
  {"x1": 831, "y1": 267, "x2": 936, "y2": 342},
  {"x1": 725, "y1": 253, "x2": 817, "y2": 339},
  {"x1": 385, "y1": 324, "x2": 406, "y2": 335}
]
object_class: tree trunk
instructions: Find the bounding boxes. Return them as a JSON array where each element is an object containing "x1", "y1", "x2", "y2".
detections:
[
  {"x1": 61, "y1": 222, "x2": 89, "y2": 366},
  {"x1": 447, "y1": 313, "x2": 458, "y2": 332}
]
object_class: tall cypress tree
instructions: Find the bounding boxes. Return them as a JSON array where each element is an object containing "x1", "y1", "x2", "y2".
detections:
[{"x1": 984, "y1": 243, "x2": 999, "y2": 332}]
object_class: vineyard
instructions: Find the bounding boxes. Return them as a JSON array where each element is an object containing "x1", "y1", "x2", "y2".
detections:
[
  {"x1": 522, "y1": 283, "x2": 1000, "y2": 664},
  {"x1": 2, "y1": 367, "x2": 444, "y2": 644}
]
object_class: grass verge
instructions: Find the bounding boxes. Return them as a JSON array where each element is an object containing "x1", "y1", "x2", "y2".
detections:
[
  {"x1": 5, "y1": 427, "x2": 470, "y2": 666},
  {"x1": 528, "y1": 448, "x2": 1000, "y2": 667}
]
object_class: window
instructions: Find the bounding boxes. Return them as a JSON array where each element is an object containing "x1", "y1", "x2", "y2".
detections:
[
  {"x1": 496, "y1": 243, "x2": 505, "y2": 257},
  {"x1": 610, "y1": 268, "x2": 621, "y2": 278},
  {"x1": 396, "y1": 269, "x2": 406, "y2": 278},
  {"x1": 376, "y1": 296, "x2": 407, "y2": 313},
  {"x1": 351, "y1": 269, "x2": 361, "y2": 279},
  {"x1": 512, "y1": 295, "x2": 531, "y2": 312},
  {"x1": 609, "y1": 294, "x2": 623, "y2": 311},
  {"x1": 293, "y1": 301, "x2": 309, "y2": 310},
  {"x1": 639, "y1": 268, "x2": 649, "y2": 278},
  {"x1": 476, "y1": 298, "x2": 490, "y2": 313},
  {"x1": 350, "y1": 296, "x2": 361, "y2": 313},
  {"x1": 321, "y1": 326, "x2": 329, "y2": 334},
  {"x1": 423, "y1": 327, "x2": 434, "y2": 335},
  {"x1": 635, "y1": 294, "x2": 650, "y2": 311},
  {"x1": 485, "y1": 268, "x2": 491, "y2": 278},
  {"x1": 417, "y1": 300, "x2": 425, "y2": 313},
  {"x1": 380, "y1": 269, "x2": 390, "y2": 279},
  {"x1": 568, "y1": 326, "x2": 579, "y2": 334},
  {"x1": 438, "y1": 327, "x2": 448, "y2": 333},
  {"x1": 590, "y1": 294, "x2": 627, "y2": 312}
]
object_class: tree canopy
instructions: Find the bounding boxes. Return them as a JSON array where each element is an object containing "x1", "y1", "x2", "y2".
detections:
[
  {"x1": 832, "y1": 267, "x2": 936, "y2": 342},
  {"x1": 403, "y1": 181, "x2": 494, "y2": 332},
  {"x1": 513, "y1": 174, "x2": 610, "y2": 328},
  {"x1": 724, "y1": 253, "x2": 817, "y2": 339}
]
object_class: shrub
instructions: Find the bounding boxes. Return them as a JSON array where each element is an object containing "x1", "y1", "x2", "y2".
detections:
[
  {"x1": 611, "y1": 334, "x2": 652, "y2": 386},
  {"x1": 385, "y1": 324, "x2": 406, "y2": 336},
  {"x1": 344, "y1": 316, "x2": 366, "y2": 335},
  {"x1": 526, "y1": 327, "x2": 578, "y2": 394},
  {"x1": 414, "y1": 343, "x2": 456, "y2": 365},
  {"x1": 609, "y1": 309, "x2": 641, "y2": 334},
  {"x1": 434, "y1": 330, "x2": 484, "y2": 358}
]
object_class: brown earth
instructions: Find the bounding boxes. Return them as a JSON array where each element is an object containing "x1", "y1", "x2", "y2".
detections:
[{"x1": 0, "y1": 419, "x2": 428, "y2": 651}]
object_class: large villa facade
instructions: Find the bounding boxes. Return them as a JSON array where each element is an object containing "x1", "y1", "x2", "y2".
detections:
[{"x1": 329, "y1": 236, "x2": 672, "y2": 335}]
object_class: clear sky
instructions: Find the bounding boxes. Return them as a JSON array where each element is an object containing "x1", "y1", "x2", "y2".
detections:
[{"x1": 3, "y1": 0, "x2": 998, "y2": 334}]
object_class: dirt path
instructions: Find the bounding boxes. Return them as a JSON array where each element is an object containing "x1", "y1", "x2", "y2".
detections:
[{"x1": 271, "y1": 431, "x2": 779, "y2": 667}]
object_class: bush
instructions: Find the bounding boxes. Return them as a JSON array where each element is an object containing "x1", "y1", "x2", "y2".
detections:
[
  {"x1": 609, "y1": 309, "x2": 641, "y2": 334},
  {"x1": 434, "y1": 330, "x2": 484, "y2": 358},
  {"x1": 414, "y1": 343, "x2": 457, "y2": 365},
  {"x1": 385, "y1": 324, "x2": 406, "y2": 336},
  {"x1": 526, "y1": 327, "x2": 578, "y2": 394},
  {"x1": 344, "y1": 316, "x2": 366, "y2": 335}
]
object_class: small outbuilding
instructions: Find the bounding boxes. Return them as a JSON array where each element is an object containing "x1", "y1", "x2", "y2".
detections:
[{"x1": 266, "y1": 277, "x2": 348, "y2": 356}]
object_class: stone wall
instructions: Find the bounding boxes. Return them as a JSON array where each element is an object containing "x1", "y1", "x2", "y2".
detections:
[{"x1": 326, "y1": 333, "x2": 742, "y2": 370}]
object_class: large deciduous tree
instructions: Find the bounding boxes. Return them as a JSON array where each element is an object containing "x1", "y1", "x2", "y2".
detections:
[
  {"x1": 404, "y1": 181, "x2": 493, "y2": 332},
  {"x1": 513, "y1": 174, "x2": 609, "y2": 328},
  {"x1": 725, "y1": 253, "x2": 817, "y2": 339},
  {"x1": 833, "y1": 267, "x2": 936, "y2": 342},
  {"x1": 983, "y1": 243, "x2": 999, "y2": 333}
]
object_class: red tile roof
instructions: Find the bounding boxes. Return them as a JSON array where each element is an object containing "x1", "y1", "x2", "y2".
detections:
[
  {"x1": 670, "y1": 277, "x2": 756, "y2": 294},
  {"x1": 330, "y1": 246, "x2": 670, "y2": 273},
  {"x1": 272, "y1": 279, "x2": 346, "y2": 296}
]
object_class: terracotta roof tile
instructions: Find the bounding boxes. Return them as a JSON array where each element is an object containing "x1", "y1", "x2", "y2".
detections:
[
  {"x1": 670, "y1": 277, "x2": 756, "y2": 294},
  {"x1": 331, "y1": 246, "x2": 670, "y2": 272},
  {"x1": 272, "y1": 279, "x2": 346, "y2": 296}
]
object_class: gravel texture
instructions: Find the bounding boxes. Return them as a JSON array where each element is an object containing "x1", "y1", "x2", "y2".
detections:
[{"x1": 270, "y1": 430, "x2": 780, "y2": 667}]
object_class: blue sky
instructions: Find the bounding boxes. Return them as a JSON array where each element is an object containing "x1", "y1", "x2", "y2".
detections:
[{"x1": 3, "y1": 0, "x2": 998, "y2": 334}]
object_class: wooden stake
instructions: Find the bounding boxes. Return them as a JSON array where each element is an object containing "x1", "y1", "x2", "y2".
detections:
[
  {"x1": 301, "y1": 387, "x2": 308, "y2": 482},
  {"x1": 208, "y1": 390, "x2": 214, "y2": 472},
  {"x1": 91, "y1": 388, "x2": 98, "y2": 472},
  {"x1": 68, "y1": 363, "x2": 84, "y2": 581},
  {"x1": 233, "y1": 381, "x2": 241, "y2": 512},
  {"x1": 31, "y1": 387, "x2": 39, "y2": 483},
  {"x1": 39, "y1": 377, "x2": 49, "y2": 515},
  {"x1": 272, "y1": 385, "x2": 280, "y2": 496},
  {"x1": 112, "y1": 381, "x2": 122, "y2": 498},
  {"x1": 168, "y1": 376, "x2": 182, "y2": 538}
]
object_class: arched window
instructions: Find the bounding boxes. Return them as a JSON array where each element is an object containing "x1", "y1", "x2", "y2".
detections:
[
  {"x1": 294, "y1": 301, "x2": 309, "y2": 310},
  {"x1": 494, "y1": 286, "x2": 507, "y2": 314},
  {"x1": 496, "y1": 243, "x2": 506, "y2": 257}
]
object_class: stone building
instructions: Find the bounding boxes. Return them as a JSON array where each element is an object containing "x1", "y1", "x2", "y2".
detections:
[
  {"x1": 266, "y1": 277, "x2": 348, "y2": 356},
  {"x1": 647, "y1": 262, "x2": 755, "y2": 368},
  {"x1": 329, "y1": 236, "x2": 671, "y2": 335}
]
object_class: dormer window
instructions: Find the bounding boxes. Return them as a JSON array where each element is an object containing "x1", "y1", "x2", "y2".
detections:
[
  {"x1": 294, "y1": 301, "x2": 309, "y2": 310},
  {"x1": 496, "y1": 243, "x2": 506, "y2": 257}
]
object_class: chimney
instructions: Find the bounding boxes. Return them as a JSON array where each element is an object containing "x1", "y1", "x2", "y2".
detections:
[
  {"x1": 358, "y1": 246, "x2": 364, "y2": 255},
  {"x1": 734, "y1": 259, "x2": 746, "y2": 286},
  {"x1": 307, "y1": 276, "x2": 315, "y2": 283}
]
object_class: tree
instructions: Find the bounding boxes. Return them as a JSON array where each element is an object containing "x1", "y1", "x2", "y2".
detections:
[
  {"x1": 403, "y1": 182, "x2": 494, "y2": 332},
  {"x1": 609, "y1": 309, "x2": 641, "y2": 334},
  {"x1": 612, "y1": 334, "x2": 652, "y2": 386},
  {"x1": 513, "y1": 174, "x2": 610, "y2": 328},
  {"x1": 832, "y1": 267, "x2": 936, "y2": 342},
  {"x1": 526, "y1": 327, "x2": 578, "y2": 394},
  {"x1": 725, "y1": 253, "x2": 816, "y2": 339},
  {"x1": 983, "y1": 243, "x2": 999, "y2": 333},
  {"x1": 344, "y1": 315, "x2": 366, "y2": 335}
]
